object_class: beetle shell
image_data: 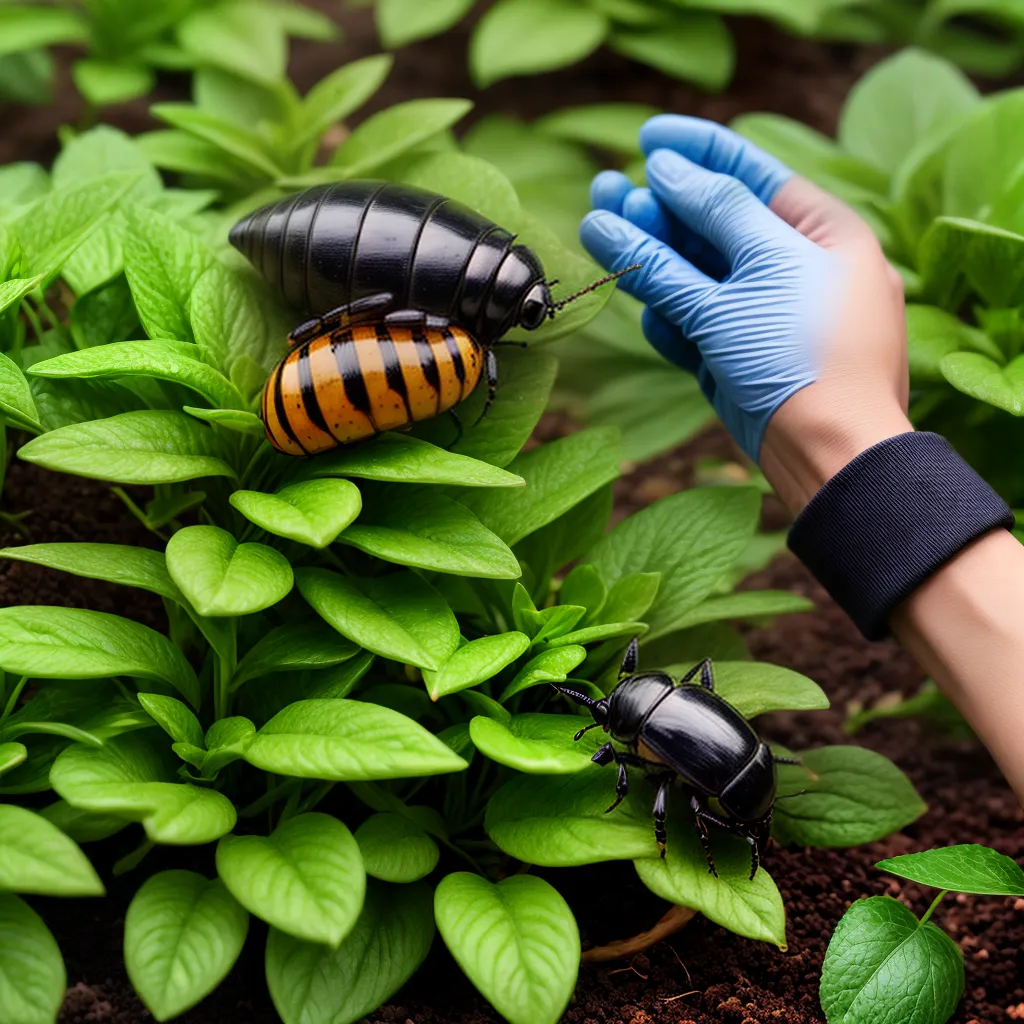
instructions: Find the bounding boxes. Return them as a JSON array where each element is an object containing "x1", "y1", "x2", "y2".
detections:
[{"x1": 229, "y1": 180, "x2": 549, "y2": 344}]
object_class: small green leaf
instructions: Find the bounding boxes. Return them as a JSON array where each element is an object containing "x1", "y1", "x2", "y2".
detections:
[
  {"x1": 293, "y1": 54, "x2": 394, "y2": 149},
  {"x1": 423, "y1": 631, "x2": 531, "y2": 700},
  {"x1": 940, "y1": 352, "x2": 1024, "y2": 415},
  {"x1": 184, "y1": 406, "x2": 265, "y2": 435},
  {"x1": 876, "y1": 844, "x2": 1024, "y2": 896},
  {"x1": 166, "y1": 525, "x2": 293, "y2": 617},
  {"x1": 820, "y1": 896, "x2": 963, "y2": 1024},
  {"x1": 266, "y1": 881, "x2": 434, "y2": 1024},
  {"x1": 500, "y1": 646, "x2": 587, "y2": 701},
  {"x1": 905, "y1": 304, "x2": 1001, "y2": 382},
  {"x1": 0, "y1": 6, "x2": 88, "y2": 55},
  {"x1": 244, "y1": 698, "x2": 468, "y2": 781},
  {"x1": 355, "y1": 813, "x2": 439, "y2": 883},
  {"x1": 234, "y1": 621, "x2": 359, "y2": 688},
  {"x1": 376, "y1": 0, "x2": 474, "y2": 47},
  {"x1": 217, "y1": 813, "x2": 364, "y2": 946},
  {"x1": 545, "y1": 620, "x2": 645, "y2": 649},
  {"x1": 0, "y1": 742, "x2": 27, "y2": 776},
  {"x1": 774, "y1": 746, "x2": 926, "y2": 848},
  {"x1": 470, "y1": 714, "x2": 605, "y2": 774},
  {"x1": 0, "y1": 606, "x2": 199, "y2": 707},
  {"x1": 671, "y1": 590, "x2": 814, "y2": 630},
  {"x1": 536, "y1": 102, "x2": 655, "y2": 155},
  {"x1": 0, "y1": 893, "x2": 65, "y2": 1024},
  {"x1": 202, "y1": 717, "x2": 255, "y2": 775},
  {"x1": 598, "y1": 571, "x2": 661, "y2": 624},
  {"x1": 0, "y1": 804, "x2": 104, "y2": 896},
  {"x1": 138, "y1": 694, "x2": 204, "y2": 748},
  {"x1": 72, "y1": 59, "x2": 154, "y2": 106},
  {"x1": 125, "y1": 870, "x2": 248, "y2": 1022},
  {"x1": 0, "y1": 276, "x2": 44, "y2": 318},
  {"x1": 0, "y1": 352, "x2": 41, "y2": 432},
  {"x1": 231, "y1": 479, "x2": 362, "y2": 549},
  {"x1": 38, "y1": 801, "x2": 127, "y2": 844},
  {"x1": 559, "y1": 564, "x2": 606, "y2": 619}
]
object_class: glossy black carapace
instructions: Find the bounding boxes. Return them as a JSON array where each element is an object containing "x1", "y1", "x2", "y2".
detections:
[{"x1": 555, "y1": 640, "x2": 802, "y2": 879}]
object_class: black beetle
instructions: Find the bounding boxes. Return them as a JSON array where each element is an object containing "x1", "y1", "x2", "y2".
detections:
[{"x1": 554, "y1": 639, "x2": 802, "y2": 879}]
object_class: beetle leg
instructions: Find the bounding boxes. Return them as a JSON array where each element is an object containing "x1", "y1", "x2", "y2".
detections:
[
  {"x1": 472, "y1": 348, "x2": 499, "y2": 427},
  {"x1": 679, "y1": 657, "x2": 714, "y2": 691},
  {"x1": 605, "y1": 759, "x2": 630, "y2": 814},
  {"x1": 690, "y1": 794, "x2": 718, "y2": 878},
  {"x1": 591, "y1": 742, "x2": 616, "y2": 765},
  {"x1": 289, "y1": 293, "x2": 396, "y2": 345},
  {"x1": 383, "y1": 309, "x2": 451, "y2": 330},
  {"x1": 745, "y1": 835, "x2": 759, "y2": 880},
  {"x1": 653, "y1": 777, "x2": 671, "y2": 858}
]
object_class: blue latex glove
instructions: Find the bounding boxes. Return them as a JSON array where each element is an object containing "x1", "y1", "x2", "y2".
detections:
[{"x1": 580, "y1": 115, "x2": 844, "y2": 461}]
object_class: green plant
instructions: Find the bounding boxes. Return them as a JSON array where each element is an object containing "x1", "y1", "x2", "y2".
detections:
[
  {"x1": 822, "y1": 844, "x2": 1024, "y2": 1023},
  {"x1": 0, "y1": 0, "x2": 336, "y2": 108},
  {"x1": 735, "y1": 48, "x2": 1024, "y2": 505}
]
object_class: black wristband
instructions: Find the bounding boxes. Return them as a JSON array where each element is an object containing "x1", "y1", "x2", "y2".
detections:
[{"x1": 787, "y1": 432, "x2": 1015, "y2": 640}]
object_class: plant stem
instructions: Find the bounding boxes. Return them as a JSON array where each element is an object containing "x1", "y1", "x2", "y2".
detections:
[
  {"x1": 918, "y1": 889, "x2": 947, "y2": 927},
  {"x1": 21, "y1": 301, "x2": 46, "y2": 346},
  {"x1": 113, "y1": 839, "x2": 154, "y2": 877},
  {"x1": 213, "y1": 619, "x2": 238, "y2": 720},
  {"x1": 0, "y1": 676, "x2": 28, "y2": 722},
  {"x1": 296, "y1": 781, "x2": 334, "y2": 815},
  {"x1": 238, "y1": 778, "x2": 301, "y2": 818}
]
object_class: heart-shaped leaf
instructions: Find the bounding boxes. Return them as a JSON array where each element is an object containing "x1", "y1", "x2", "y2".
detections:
[
  {"x1": 470, "y1": 714, "x2": 605, "y2": 774},
  {"x1": 354, "y1": 812, "x2": 439, "y2": 883},
  {"x1": 0, "y1": 804, "x2": 104, "y2": 896},
  {"x1": 230, "y1": 479, "x2": 362, "y2": 548},
  {"x1": 876, "y1": 844, "x2": 1024, "y2": 896},
  {"x1": 423, "y1": 631, "x2": 530, "y2": 700},
  {"x1": 0, "y1": 893, "x2": 65, "y2": 1024}
]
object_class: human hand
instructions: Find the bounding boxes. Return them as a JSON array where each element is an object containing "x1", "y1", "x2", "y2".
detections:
[{"x1": 579, "y1": 115, "x2": 912, "y2": 513}]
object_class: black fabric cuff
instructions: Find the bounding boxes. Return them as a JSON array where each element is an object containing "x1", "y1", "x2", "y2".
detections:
[{"x1": 787, "y1": 432, "x2": 1015, "y2": 641}]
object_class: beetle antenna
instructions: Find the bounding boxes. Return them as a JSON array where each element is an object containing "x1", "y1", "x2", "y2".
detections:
[
  {"x1": 775, "y1": 790, "x2": 809, "y2": 800},
  {"x1": 573, "y1": 722, "x2": 602, "y2": 741},
  {"x1": 550, "y1": 684, "x2": 597, "y2": 708},
  {"x1": 547, "y1": 264, "x2": 643, "y2": 318}
]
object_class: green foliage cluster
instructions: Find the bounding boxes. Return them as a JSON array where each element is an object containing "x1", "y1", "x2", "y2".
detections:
[
  {"x1": 0, "y1": 0, "x2": 336, "y2": 107},
  {"x1": 736, "y1": 48, "x2": 1024, "y2": 509},
  {"x1": 369, "y1": 0, "x2": 1024, "y2": 90}
]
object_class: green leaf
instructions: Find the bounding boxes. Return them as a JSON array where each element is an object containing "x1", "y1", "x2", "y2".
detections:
[
  {"x1": 138, "y1": 694, "x2": 204, "y2": 748},
  {"x1": 50, "y1": 732, "x2": 236, "y2": 845},
  {"x1": 500, "y1": 645, "x2": 587, "y2": 701},
  {"x1": 906, "y1": 303, "x2": 1001, "y2": 382},
  {"x1": 560, "y1": 564, "x2": 606, "y2": 619},
  {"x1": 296, "y1": 568, "x2": 458, "y2": 671},
  {"x1": 266, "y1": 881, "x2": 434, "y2": 1024},
  {"x1": 774, "y1": 746, "x2": 926, "y2": 848},
  {"x1": 457, "y1": 428, "x2": 621, "y2": 546},
  {"x1": 217, "y1": 813, "x2": 364, "y2": 946},
  {"x1": 423, "y1": 631, "x2": 531, "y2": 700},
  {"x1": 435, "y1": 873, "x2": 579, "y2": 1024},
  {"x1": 244, "y1": 698, "x2": 468, "y2": 780},
  {"x1": 0, "y1": 743, "x2": 27, "y2": 777},
  {"x1": 177, "y1": 0, "x2": 286, "y2": 86},
  {"x1": 125, "y1": 870, "x2": 248, "y2": 1022},
  {"x1": 586, "y1": 487, "x2": 760, "y2": 642},
  {"x1": 0, "y1": 804, "x2": 104, "y2": 896},
  {"x1": 471, "y1": 713, "x2": 606, "y2": 774},
  {"x1": 0, "y1": 543, "x2": 183, "y2": 604},
  {"x1": 230, "y1": 479, "x2": 361, "y2": 549},
  {"x1": 0, "y1": 6, "x2": 87, "y2": 55},
  {"x1": 19, "y1": 410, "x2": 235, "y2": 485},
  {"x1": 123, "y1": 205, "x2": 215, "y2": 342},
  {"x1": 202, "y1": 717, "x2": 255, "y2": 775},
  {"x1": 0, "y1": 893, "x2": 65, "y2": 1024},
  {"x1": 635, "y1": 808, "x2": 786, "y2": 947},
  {"x1": 329, "y1": 98, "x2": 473, "y2": 177},
  {"x1": 820, "y1": 896, "x2": 963, "y2": 1024},
  {"x1": 28, "y1": 341, "x2": 245, "y2": 411},
  {"x1": 165, "y1": 525, "x2": 293, "y2": 618},
  {"x1": 839, "y1": 48, "x2": 980, "y2": 177},
  {"x1": 0, "y1": 276, "x2": 44, "y2": 318},
  {"x1": 308, "y1": 433, "x2": 525, "y2": 487},
  {"x1": 72, "y1": 59, "x2": 154, "y2": 106},
  {"x1": 341, "y1": 488, "x2": 521, "y2": 579},
  {"x1": 609, "y1": 12, "x2": 733, "y2": 91},
  {"x1": 671, "y1": 590, "x2": 814, "y2": 630},
  {"x1": 486, "y1": 766, "x2": 657, "y2": 865},
  {"x1": 234, "y1": 621, "x2": 358, "y2": 688},
  {"x1": 37, "y1": 801, "x2": 127, "y2": 844},
  {"x1": 876, "y1": 844, "x2": 1024, "y2": 896},
  {"x1": 0, "y1": 352, "x2": 41, "y2": 433},
  {"x1": 376, "y1": 0, "x2": 474, "y2": 46},
  {"x1": 354, "y1": 813, "x2": 439, "y2": 883},
  {"x1": 0, "y1": 606, "x2": 199, "y2": 707},
  {"x1": 184, "y1": 406, "x2": 265, "y2": 435},
  {"x1": 470, "y1": 0, "x2": 607, "y2": 87},
  {"x1": 599, "y1": 571, "x2": 660, "y2": 625},
  {"x1": 536, "y1": 102, "x2": 655, "y2": 155},
  {"x1": 940, "y1": 352, "x2": 1024, "y2": 415}
]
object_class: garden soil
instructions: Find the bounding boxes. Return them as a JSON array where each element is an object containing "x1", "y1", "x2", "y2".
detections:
[{"x1": 2, "y1": 7, "x2": 1022, "y2": 1024}]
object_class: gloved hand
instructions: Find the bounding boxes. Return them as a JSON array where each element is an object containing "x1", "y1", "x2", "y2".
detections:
[{"x1": 579, "y1": 115, "x2": 910, "y2": 512}]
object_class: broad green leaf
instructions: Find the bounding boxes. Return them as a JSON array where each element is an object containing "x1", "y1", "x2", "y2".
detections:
[
  {"x1": 231, "y1": 479, "x2": 361, "y2": 549},
  {"x1": 876, "y1": 844, "x2": 1024, "y2": 896},
  {"x1": 72, "y1": 58, "x2": 153, "y2": 106},
  {"x1": 671, "y1": 590, "x2": 815, "y2": 630},
  {"x1": 0, "y1": 893, "x2": 65, "y2": 1024},
  {"x1": 266, "y1": 881, "x2": 434, "y2": 1024},
  {"x1": 470, "y1": 714, "x2": 605, "y2": 773},
  {"x1": 341, "y1": 488, "x2": 521, "y2": 579},
  {"x1": 307, "y1": 432, "x2": 524, "y2": 487},
  {"x1": 293, "y1": 54, "x2": 394, "y2": 149},
  {"x1": 28, "y1": 340, "x2": 245, "y2": 411},
  {"x1": 376, "y1": 0, "x2": 474, "y2": 46},
  {"x1": 244, "y1": 698, "x2": 468, "y2": 780},
  {"x1": 0, "y1": 743, "x2": 27, "y2": 776},
  {"x1": 423, "y1": 631, "x2": 531, "y2": 700},
  {"x1": 0, "y1": 543, "x2": 183, "y2": 604},
  {"x1": 296, "y1": 568, "x2": 458, "y2": 671},
  {"x1": 125, "y1": 870, "x2": 248, "y2": 1022},
  {"x1": 586, "y1": 487, "x2": 760, "y2": 642},
  {"x1": 598, "y1": 571, "x2": 660, "y2": 625},
  {"x1": 177, "y1": 1, "x2": 287, "y2": 86},
  {"x1": 435, "y1": 873, "x2": 579, "y2": 1024},
  {"x1": 635, "y1": 809, "x2": 786, "y2": 947},
  {"x1": 536, "y1": 102, "x2": 655, "y2": 155},
  {"x1": 500, "y1": 645, "x2": 587, "y2": 701},
  {"x1": 470, "y1": 0, "x2": 607, "y2": 87},
  {"x1": 0, "y1": 352, "x2": 41, "y2": 432},
  {"x1": 0, "y1": 606, "x2": 199, "y2": 707},
  {"x1": 18, "y1": 410, "x2": 235, "y2": 485},
  {"x1": 38, "y1": 800, "x2": 127, "y2": 844},
  {"x1": 457, "y1": 428, "x2": 621, "y2": 546},
  {"x1": 940, "y1": 352, "x2": 1024, "y2": 415},
  {"x1": 560, "y1": 564, "x2": 606, "y2": 619},
  {"x1": 820, "y1": 896, "x2": 963, "y2": 1024},
  {"x1": 906, "y1": 303, "x2": 1001, "y2": 382},
  {"x1": 354, "y1": 813, "x2": 439, "y2": 883},
  {"x1": 123, "y1": 205, "x2": 215, "y2": 342},
  {"x1": 138, "y1": 694, "x2": 204, "y2": 748},
  {"x1": 0, "y1": 804, "x2": 104, "y2": 896},
  {"x1": 165, "y1": 525, "x2": 293, "y2": 617},
  {"x1": 137, "y1": 129, "x2": 256, "y2": 184},
  {"x1": 486, "y1": 766, "x2": 657, "y2": 865},
  {"x1": 400, "y1": 150, "x2": 520, "y2": 228},
  {"x1": 217, "y1": 813, "x2": 364, "y2": 946},
  {"x1": 774, "y1": 746, "x2": 926, "y2": 848},
  {"x1": 234, "y1": 621, "x2": 358, "y2": 688},
  {"x1": 0, "y1": 6, "x2": 87, "y2": 55},
  {"x1": 50, "y1": 733, "x2": 236, "y2": 844}
]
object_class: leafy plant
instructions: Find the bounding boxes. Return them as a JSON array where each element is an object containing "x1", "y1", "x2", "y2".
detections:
[
  {"x1": 822, "y1": 844, "x2": 1024, "y2": 1023},
  {"x1": 0, "y1": 0, "x2": 336, "y2": 108}
]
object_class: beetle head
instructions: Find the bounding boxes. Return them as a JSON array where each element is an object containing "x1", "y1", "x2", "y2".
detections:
[
  {"x1": 518, "y1": 282, "x2": 552, "y2": 331},
  {"x1": 550, "y1": 685, "x2": 610, "y2": 730}
]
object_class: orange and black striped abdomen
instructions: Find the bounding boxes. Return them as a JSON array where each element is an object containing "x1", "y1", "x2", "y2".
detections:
[{"x1": 262, "y1": 323, "x2": 483, "y2": 455}]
